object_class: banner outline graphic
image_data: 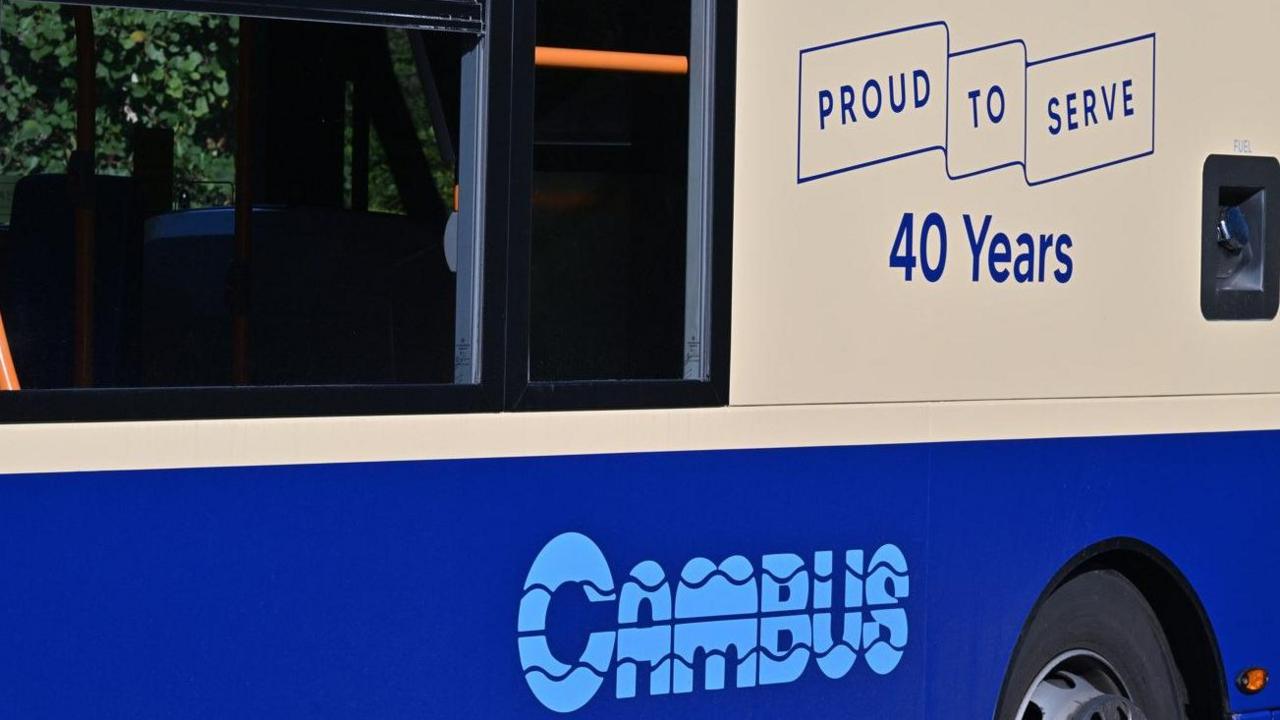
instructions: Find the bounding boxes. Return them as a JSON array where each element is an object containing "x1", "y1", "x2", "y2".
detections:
[{"x1": 795, "y1": 21, "x2": 1156, "y2": 187}]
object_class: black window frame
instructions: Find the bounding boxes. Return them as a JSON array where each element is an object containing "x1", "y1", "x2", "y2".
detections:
[
  {"x1": 44, "y1": 0, "x2": 485, "y2": 33},
  {"x1": 502, "y1": 0, "x2": 736, "y2": 412},
  {"x1": 0, "y1": 0, "x2": 512, "y2": 422},
  {"x1": 0, "y1": 0, "x2": 736, "y2": 422}
]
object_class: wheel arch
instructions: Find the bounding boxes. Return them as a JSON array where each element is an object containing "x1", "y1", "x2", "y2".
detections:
[{"x1": 993, "y1": 537, "x2": 1229, "y2": 720}]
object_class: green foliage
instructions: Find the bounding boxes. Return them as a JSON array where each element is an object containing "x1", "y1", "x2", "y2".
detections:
[
  {"x1": 2, "y1": 4, "x2": 453, "y2": 215},
  {"x1": 365, "y1": 29, "x2": 453, "y2": 214},
  {"x1": 0, "y1": 2, "x2": 236, "y2": 204}
]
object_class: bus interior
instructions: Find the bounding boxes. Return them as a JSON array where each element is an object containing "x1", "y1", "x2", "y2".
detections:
[
  {"x1": 0, "y1": 0, "x2": 705, "y2": 398},
  {"x1": 0, "y1": 8, "x2": 469, "y2": 388}
]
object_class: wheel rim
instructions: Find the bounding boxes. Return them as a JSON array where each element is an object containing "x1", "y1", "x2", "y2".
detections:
[{"x1": 1015, "y1": 650, "x2": 1147, "y2": 720}]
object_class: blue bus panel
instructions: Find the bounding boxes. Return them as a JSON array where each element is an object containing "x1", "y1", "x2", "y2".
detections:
[{"x1": 0, "y1": 431, "x2": 1276, "y2": 717}]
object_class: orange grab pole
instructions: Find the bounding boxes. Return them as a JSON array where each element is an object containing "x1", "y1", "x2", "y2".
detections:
[
  {"x1": 73, "y1": 6, "x2": 96, "y2": 388},
  {"x1": 534, "y1": 46, "x2": 688, "y2": 75},
  {"x1": 0, "y1": 312, "x2": 20, "y2": 391},
  {"x1": 232, "y1": 17, "x2": 255, "y2": 385}
]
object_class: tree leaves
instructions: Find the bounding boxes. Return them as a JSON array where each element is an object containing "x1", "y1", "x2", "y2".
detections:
[{"x1": 1, "y1": 1, "x2": 237, "y2": 200}]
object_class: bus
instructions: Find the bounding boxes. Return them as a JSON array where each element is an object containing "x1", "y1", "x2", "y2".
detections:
[{"x1": 0, "y1": 0, "x2": 1276, "y2": 718}]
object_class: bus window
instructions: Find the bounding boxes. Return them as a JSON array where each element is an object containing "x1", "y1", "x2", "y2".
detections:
[
  {"x1": 0, "y1": 2, "x2": 486, "y2": 392},
  {"x1": 530, "y1": 0, "x2": 715, "y2": 382}
]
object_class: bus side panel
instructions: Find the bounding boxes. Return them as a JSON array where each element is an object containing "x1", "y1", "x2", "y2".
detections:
[
  {"x1": 1, "y1": 433, "x2": 1273, "y2": 717},
  {"x1": 733, "y1": 0, "x2": 1280, "y2": 406},
  {"x1": 927, "y1": 431, "x2": 1280, "y2": 716},
  {"x1": 0, "y1": 447, "x2": 929, "y2": 719}
]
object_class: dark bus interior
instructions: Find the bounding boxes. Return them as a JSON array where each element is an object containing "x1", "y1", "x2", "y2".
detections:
[
  {"x1": 0, "y1": 6, "x2": 467, "y2": 388},
  {"x1": 0, "y1": 0, "x2": 700, "y2": 395},
  {"x1": 531, "y1": 0, "x2": 691, "y2": 382}
]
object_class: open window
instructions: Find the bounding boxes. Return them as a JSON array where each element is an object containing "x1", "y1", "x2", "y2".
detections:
[
  {"x1": 0, "y1": 0, "x2": 497, "y2": 419},
  {"x1": 37, "y1": 0, "x2": 485, "y2": 32},
  {"x1": 509, "y1": 0, "x2": 734, "y2": 409}
]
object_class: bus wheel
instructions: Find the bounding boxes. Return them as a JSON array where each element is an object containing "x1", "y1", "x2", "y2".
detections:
[{"x1": 999, "y1": 569, "x2": 1188, "y2": 720}]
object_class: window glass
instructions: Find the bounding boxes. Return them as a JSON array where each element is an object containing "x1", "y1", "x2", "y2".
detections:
[
  {"x1": 531, "y1": 0, "x2": 711, "y2": 382},
  {"x1": 0, "y1": 2, "x2": 484, "y2": 389}
]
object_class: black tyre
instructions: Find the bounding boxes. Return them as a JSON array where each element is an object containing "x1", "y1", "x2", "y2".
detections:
[{"x1": 997, "y1": 569, "x2": 1189, "y2": 720}]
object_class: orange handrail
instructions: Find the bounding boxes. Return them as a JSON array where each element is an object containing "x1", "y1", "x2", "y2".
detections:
[
  {"x1": 72, "y1": 6, "x2": 96, "y2": 388},
  {"x1": 0, "y1": 312, "x2": 21, "y2": 391},
  {"x1": 232, "y1": 17, "x2": 255, "y2": 385},
  {"x1": 535, "y1": 46, "x2": 688, "y2": 75}
]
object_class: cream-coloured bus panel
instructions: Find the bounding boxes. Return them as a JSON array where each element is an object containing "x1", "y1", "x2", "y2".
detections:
[{"x1": 731, "y1": 1, "x2": 1280, "y2": 405}]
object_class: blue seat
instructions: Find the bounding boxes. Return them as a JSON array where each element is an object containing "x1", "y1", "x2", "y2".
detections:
[
  {"x1": 141, "y1": 206, "x2": 455, "y2": 385},
  {"x1": 1, "y1": 174, "x2": 141, "y2": 388}
]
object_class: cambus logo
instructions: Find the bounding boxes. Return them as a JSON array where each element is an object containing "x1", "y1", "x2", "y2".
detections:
[{"x1": 517, "y1": 532, "x2": 910, "y2": 713}]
